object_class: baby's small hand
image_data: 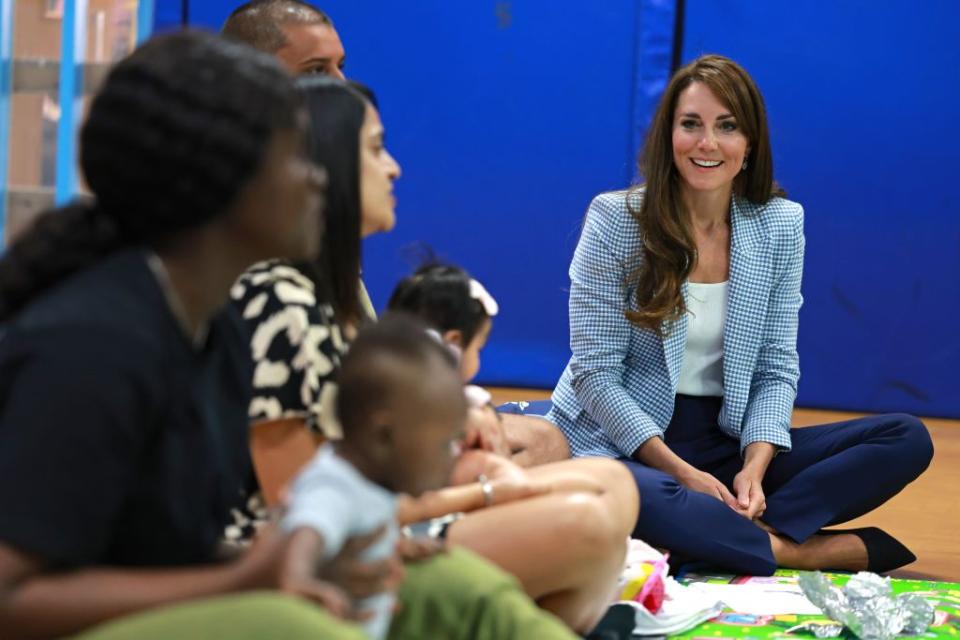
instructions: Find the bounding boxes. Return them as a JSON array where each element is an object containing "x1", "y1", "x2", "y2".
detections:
[
  {"x1": 396, "y1": 535, "x2": 445, "y2": 562},
  {"x1": 282, "y1": 575, "x2": 356, "y2": 619},
  {"x1": 320, "y1": 526, "x2": 403, "y2": 599}
]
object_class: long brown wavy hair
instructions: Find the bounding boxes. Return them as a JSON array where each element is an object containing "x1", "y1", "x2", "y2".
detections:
[{"x1": 627, "y1": 54, "x2": 784, "y2": 332}]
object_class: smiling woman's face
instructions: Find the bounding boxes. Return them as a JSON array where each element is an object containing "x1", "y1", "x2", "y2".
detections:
[{"x1": 672, "y1": 81, "x2": 750, "y2": 199}]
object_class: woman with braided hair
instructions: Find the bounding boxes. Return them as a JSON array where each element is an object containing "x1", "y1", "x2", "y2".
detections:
[{"x1": 0, "y1": 30, "x2": 374, "y2": 639}]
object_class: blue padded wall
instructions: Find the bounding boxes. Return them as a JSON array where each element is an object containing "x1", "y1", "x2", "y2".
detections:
[
  {"x1": 180, "y1": 2, "x2": 957, "y2": 416},
  {"x1": 186, "y1": 1, "x2": 674, "y2": 389},
  {"x1": 153, "y1": 0, "x2": 185, "y2": 33},
  {"x1": 681, "y1": 1, "x2": 960, "y2": 417}
]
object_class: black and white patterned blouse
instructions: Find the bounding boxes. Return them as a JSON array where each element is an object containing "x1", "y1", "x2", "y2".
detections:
[
  {"x1": 224, "y1": 260, "x2": 351, "y2": 543},
  {"x1": 231, "y1": 260, "x2": 349, "y2": 437},
  {"x1": 226, "y1": 264, "x2": 469, "y2": 545}
]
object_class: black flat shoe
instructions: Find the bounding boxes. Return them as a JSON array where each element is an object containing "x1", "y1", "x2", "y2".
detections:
[{"x1": 817, "y1": 527, "x2": 916, "y2": 573}]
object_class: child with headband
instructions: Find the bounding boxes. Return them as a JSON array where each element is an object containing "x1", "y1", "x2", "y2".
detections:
[
  {"x1": 388, "y1": 263, "x2": 499, "y2": 384},
  {"x1": 387, "y1": 263, "x2": 506, "y2": 457}
]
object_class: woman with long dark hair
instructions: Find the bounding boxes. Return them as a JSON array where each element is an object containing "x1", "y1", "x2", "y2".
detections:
[
  {"x1": 547, "y1": 54, "x2": 933, "y2": 576},
  {"x1": 231, "y1": 78, "x2": 395, "y2": 447},
  {"x1": 233, "y1": 78, "x2": 639, "y2": 634}
]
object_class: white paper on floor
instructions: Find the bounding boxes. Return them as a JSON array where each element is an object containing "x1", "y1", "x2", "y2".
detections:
[{"x1": 686, "y1": 582, "x2": 824, "y2": 616}]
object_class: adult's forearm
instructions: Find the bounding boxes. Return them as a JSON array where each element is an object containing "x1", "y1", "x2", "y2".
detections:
[
  {"x1": 1, "y1": 561, "x2": 258, "y2": 639},
  {"x1": 632, "y1": 436, "x2": 690, "y2": 478},
  {"x1": 397, "y1": 486, "x2": 485, "y2": 525},
  {"x1": 574, "y1": 375, "x2": 663, "y2": 457},
  {"x1": 741, "y1": 441, "x2": 776, "y2": 478}
]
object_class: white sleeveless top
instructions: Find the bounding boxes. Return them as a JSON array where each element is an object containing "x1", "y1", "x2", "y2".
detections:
[{"x1": 676, "y1": 281, "x2": 728, "y2": 396}]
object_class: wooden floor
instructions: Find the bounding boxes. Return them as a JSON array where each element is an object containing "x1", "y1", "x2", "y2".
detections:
[{"x1": 488, "y1": 387, "x2": 960, "y2": 582}]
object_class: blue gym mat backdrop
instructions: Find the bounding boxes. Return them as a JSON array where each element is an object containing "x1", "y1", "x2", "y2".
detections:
[{"x1": 166, "y1": 1, "x2": 960, "y2": 418}]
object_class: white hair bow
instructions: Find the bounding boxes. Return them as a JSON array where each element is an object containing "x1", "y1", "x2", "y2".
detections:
[{"x1": 469, "y1": 279, "x2": 499, "y2": 316}]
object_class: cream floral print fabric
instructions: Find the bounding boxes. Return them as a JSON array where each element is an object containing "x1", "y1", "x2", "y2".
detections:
[
  {"x1": 224, "y1": 260, "x2": 352, "y2": 544},
  {"x1": 231, "y1": 260, "x2": 348, "y2": 439}
]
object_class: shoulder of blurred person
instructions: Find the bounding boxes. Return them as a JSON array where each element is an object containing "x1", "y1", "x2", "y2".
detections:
[{"x1": 0, "y1": 248, "x2": 256, "y2": 568}]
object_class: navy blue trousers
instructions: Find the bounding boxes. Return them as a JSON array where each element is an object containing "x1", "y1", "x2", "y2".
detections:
[{"x1": 621, "y1": 395, "x2": 933, "y2": 575}]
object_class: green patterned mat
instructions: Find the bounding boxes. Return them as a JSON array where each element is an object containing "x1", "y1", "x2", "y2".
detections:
[{"x1": 669, "y1": 570, "x2": 960, "y2": 638}]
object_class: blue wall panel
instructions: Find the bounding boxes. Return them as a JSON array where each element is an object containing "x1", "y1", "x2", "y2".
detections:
[
  {"x1": 681, "y1": 1, "x2": 960, "y2": 416},
  {"x1": 153, "y1": 0, "x2": 185, "y2": 33},
  {"x1": 0, "y1": 0, "x2": 13, "y2": 250},
  {"x1": 189, "y1": 1, "x2": 653, "y2": 388}
]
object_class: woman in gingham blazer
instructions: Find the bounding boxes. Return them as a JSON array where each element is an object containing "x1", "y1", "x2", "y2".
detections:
[{"x1": 546, "y1": 55, "x2": 933, "y2": 575}]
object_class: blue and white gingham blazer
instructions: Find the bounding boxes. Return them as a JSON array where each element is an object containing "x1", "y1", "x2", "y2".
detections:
[{"x1": 547, "y1": 188, "x2": 805, "y2": 459}]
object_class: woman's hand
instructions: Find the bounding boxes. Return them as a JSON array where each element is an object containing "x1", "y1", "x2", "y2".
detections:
[
  {"x1": 463, "y1": 405, "x2": 510, "y2": 457},
  {"x1": 449, "y1": 449, "x2": 496, "y2": 486},
  {"x1": 731, "y1": 470, "x2": 766, "y2": 519},
  {"x1": 488, "y1": 470, "x2": 552, "y2": 506},
  {"x1": 449, "y1": 449, "x2": 525, "y2": 487},
  {"x1": 486, "y1": 476, "x2": 551, "y2": 506},
  {"x1": 676, "y1": 467, "x2": 739, "y2": 509},
  {"x1": 478, "y1": 452, "x2": 528, "y2": 484},
  {"x1": 452, "y1": 452, "x2": 551, "y2": 506},
  {"x1": 634, "y1": 437, "x2": 738, "y2": 508},
  {"x1": 733, "y1": 442, "x2": 776, "y2": 520}
]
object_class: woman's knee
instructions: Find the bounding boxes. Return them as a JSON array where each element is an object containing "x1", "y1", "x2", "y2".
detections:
[
  {"x1": 590, "y1": 458, "x2": 641, "y2": 522},
  {"x1": 886, "y1": 413, "x2": 934, "y2": 472},
  {"x1": 551, "y1": 493, "x2": 622, "y2": 556},
  {"x1": 607, "y1": 459, "x2": 640, "y2": 499}
]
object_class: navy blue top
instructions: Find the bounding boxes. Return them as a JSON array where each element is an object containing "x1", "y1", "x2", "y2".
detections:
[{"x1": 0, "y1": 249, "x2": 253, "y2": 568}]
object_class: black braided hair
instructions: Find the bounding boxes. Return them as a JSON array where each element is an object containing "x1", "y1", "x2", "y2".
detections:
[
  {"x1": 0, "y1": 30, "x2": 300, "y2": 321},
  {"x1": 387, "y1": 263, "x2": 491, "y2": 347}
]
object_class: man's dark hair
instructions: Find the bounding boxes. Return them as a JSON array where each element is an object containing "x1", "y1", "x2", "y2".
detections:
[{"x1": 222, "y1": 0, "x2": 331, "y2": 53}]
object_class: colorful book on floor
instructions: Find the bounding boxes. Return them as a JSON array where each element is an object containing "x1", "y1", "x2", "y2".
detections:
[{"x1": 667, "y1": 570, "x2": 960, "y2": 639}]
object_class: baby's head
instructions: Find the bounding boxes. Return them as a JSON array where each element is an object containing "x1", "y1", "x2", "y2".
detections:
[
  {"x1": 387, "y1": 264, "x2": 498, "y2": 382},
  {"x1": 336, "y1": 313, "x2": 467, "y2": 496}
]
